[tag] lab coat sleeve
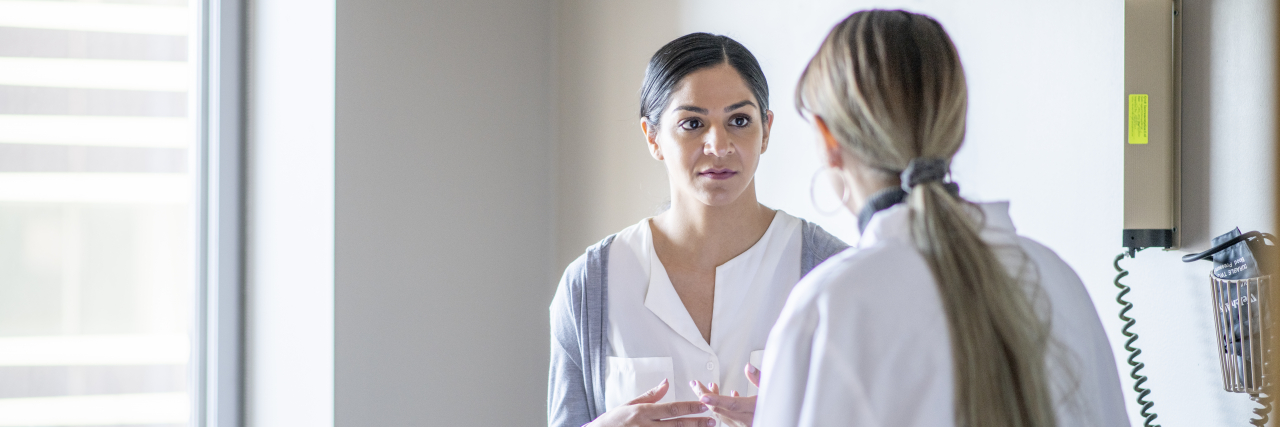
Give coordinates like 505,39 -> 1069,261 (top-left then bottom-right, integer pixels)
754,279 -> 880,427
793,295 -> 882,427
548,256 -> 593,427
753,281 -> 819,427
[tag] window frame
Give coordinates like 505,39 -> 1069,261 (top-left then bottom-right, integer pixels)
194,0 -> 245,425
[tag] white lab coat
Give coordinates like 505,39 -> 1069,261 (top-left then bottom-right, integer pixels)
604,211 -> 802,412
754,202 -> 1129,426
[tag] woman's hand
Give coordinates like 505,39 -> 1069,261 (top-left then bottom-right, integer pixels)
690,363 -> 762,427
588,379 -> 717,427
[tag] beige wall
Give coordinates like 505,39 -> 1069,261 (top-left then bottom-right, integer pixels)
553,0 -> 679,269
334,0 -> 553,425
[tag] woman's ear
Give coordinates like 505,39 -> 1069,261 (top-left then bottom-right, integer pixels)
760,110 -> 775,154
814,116 -> 844,168
641,118 -> 663,160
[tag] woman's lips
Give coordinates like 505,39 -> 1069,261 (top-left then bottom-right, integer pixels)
699,168 -> 738,180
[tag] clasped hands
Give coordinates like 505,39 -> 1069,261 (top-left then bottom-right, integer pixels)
587,363 -> 761,427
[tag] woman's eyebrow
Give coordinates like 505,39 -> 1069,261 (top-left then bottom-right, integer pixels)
673,100 -> 756,114
724,100 -> 756,112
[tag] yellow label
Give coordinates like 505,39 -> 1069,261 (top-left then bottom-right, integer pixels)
1128,94 -> 1148,145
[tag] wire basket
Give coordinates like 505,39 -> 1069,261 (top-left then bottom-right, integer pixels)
1211,274 -> 1271,393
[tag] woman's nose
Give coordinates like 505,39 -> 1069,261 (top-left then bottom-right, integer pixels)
703,126 -> 735,157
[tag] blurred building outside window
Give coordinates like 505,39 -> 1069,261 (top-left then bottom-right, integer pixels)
0,0 -> 196,425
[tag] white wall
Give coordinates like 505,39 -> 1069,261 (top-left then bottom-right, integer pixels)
555,0 -> 1276,425
246,0 -> 335,425
333,0 -> 554,425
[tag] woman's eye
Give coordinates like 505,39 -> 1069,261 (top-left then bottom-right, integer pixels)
679,119 -> 703,131
730,116 -> 751,127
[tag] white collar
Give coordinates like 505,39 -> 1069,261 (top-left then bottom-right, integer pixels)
641,211 -> 795,352
858,201 -> 1019,249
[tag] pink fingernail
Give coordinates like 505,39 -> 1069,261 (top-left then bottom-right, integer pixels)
700,396 -> 712,404
748,363 -> 759,374
689,380 -> 698,388
698,404 -> 708,412
707,419 -> 716,426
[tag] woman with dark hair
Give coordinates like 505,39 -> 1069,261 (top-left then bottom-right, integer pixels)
750,10 -> 1127,426
548,33 -> 847,427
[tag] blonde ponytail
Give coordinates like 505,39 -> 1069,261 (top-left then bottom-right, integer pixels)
798,10 -> 1056,426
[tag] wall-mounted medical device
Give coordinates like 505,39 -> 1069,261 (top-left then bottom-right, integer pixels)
1123,0 -> 1181,256
1120,2 -> 1276,426
1183,230 -> 1278,398
1116,1 -> 1181,426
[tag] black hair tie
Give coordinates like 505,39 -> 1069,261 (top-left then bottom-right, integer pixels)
857,158 -> 961,233
900,158 -> 949,192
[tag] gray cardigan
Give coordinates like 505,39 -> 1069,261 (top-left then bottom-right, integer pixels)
547,220 -> 848,427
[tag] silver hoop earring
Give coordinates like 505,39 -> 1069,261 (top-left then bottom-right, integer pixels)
809,167 -> 851,216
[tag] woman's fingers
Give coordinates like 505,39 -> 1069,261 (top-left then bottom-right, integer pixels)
700,394 -> 757,426
654,416 -> 716,427
698,393 -> 744,412
709,382 -> 720,395
731,391 -> 739,397
688,380 -> 714,396
744,363 -> 761,387
628,379 -> 670,405
645,401 -> 710,420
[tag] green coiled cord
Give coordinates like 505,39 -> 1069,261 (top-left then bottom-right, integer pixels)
1114,252 -> 1160,427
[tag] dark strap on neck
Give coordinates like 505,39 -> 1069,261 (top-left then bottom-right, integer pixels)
856,182 -> 961,233
857,187 -> 907,232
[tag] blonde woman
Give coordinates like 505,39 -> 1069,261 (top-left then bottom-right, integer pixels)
749,10 -> 1128,426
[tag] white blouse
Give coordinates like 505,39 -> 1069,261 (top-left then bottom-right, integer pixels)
604,210 -> 803,414
754,202 -> 1129,426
